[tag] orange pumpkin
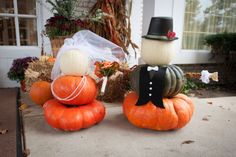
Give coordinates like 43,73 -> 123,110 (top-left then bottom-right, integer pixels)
51,75 -> 97,105
29,81 -> 53,106
43,99 -> 105,131
47,57 -> 56,63
123,92 -> 194,130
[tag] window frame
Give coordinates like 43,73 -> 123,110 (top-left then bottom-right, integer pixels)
181,0 -> 236,51
0,0 -> 42,47
171,0 -> 213,64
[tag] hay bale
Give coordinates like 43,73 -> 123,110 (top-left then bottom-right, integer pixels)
24,60 -> 54,92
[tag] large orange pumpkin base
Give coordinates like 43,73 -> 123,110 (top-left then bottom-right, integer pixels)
123,92 -> 194,131
43,99 -> 105,131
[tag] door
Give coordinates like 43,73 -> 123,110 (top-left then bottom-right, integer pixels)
0,0 -> 41,87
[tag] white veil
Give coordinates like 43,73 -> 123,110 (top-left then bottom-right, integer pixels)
51,30 -> 126,80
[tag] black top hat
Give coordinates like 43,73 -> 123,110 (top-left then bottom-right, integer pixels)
143,17 -> 178,41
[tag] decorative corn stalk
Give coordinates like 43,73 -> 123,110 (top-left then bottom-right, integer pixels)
84,0 -> 138,55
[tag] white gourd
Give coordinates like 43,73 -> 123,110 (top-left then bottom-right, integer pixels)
141,38 -> 176,65
60,49 -> 89,76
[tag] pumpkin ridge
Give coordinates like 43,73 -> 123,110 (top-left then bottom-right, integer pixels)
53,102 -> 66,129
167,67 -> 176,96
172,98 -> 191,128
91,101 -> 105,123
169,65 -> 184,97
50,101 -> 65,129
154,99 -> 175,130
81,106 -> 96,128
174,94 -> 194,117
58,107 -> 70,131
164,99 -> 179,129
163,67 -> 171,96
124,92 -> 138,116
173,66 -> 185,96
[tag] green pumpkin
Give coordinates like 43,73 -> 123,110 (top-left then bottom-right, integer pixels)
130,65 -> 185,97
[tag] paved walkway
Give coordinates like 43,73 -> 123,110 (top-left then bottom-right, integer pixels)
22,93 -> 236,157
0,88 -> 18,157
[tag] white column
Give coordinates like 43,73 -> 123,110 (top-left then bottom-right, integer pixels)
128,0 -> 143,66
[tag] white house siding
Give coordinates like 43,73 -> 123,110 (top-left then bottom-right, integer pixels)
0,47 -> 41,88
1,0 -> 216,87
0,0 -> 42,88
128,0 -> 143,66
0,0 -> 143,87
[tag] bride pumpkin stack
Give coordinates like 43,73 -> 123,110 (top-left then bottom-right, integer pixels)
43,49 -> 105,131
123,17 -> 194,131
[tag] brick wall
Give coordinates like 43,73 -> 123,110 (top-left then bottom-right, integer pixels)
75,0 -> 97,15
176,63 -> 236,85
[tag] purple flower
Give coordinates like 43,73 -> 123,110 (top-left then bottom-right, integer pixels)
75,19 -> 84,27
7,57 -> 38,82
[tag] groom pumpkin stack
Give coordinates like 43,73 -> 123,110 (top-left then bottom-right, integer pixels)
123,17 -> 195,131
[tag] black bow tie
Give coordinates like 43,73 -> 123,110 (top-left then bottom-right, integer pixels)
135,65 -> 166,108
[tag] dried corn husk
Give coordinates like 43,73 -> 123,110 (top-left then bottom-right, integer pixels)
85,0 -> 138,55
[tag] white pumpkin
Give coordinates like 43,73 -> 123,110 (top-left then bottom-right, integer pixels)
141,38 -> 176,65
60,49 -> 89,76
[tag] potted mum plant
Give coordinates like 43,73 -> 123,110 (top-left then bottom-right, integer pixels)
7,57 -> 38,91
45,0 -> 84,57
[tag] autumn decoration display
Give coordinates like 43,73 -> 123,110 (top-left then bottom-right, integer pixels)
42,49 -> 106,131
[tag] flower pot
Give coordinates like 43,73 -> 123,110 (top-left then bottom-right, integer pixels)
20,80 -> 26,92
50,36 -> 70,57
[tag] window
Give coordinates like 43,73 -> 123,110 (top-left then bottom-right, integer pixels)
0,0 -> 38,46
182,0 -> 236,50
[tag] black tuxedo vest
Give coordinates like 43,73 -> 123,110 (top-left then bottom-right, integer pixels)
136,65 -> 167,108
